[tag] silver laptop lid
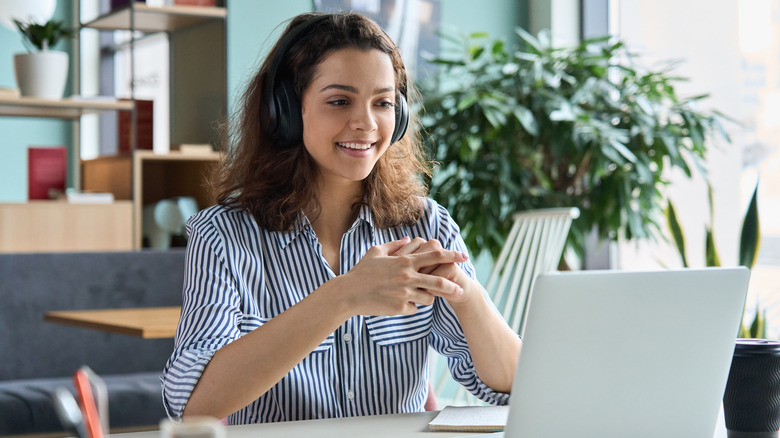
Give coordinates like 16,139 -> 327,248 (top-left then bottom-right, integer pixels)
505,267 -> 750,438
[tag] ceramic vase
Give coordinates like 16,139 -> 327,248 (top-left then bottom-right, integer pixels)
13,50 -> 69,99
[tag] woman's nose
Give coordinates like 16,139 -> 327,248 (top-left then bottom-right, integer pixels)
349,104 -> 378,131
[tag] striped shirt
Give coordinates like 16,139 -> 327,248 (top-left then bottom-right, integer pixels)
161,197 -> 509,424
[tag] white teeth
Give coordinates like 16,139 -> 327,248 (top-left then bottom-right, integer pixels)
338,142 -> 372,150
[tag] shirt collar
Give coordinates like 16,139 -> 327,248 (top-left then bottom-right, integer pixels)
275,212 -> 312,249
354,204 -> 376,232
274,205 -> 377,250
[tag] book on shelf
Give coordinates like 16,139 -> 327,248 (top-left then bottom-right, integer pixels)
172,0 -> 218,5
64,190 -> 115,204
118,99 -> 153,153
114,0 -> 217,7
428,405 -> 509,432
171,143 -> 214,155
111,0 -> 145,9
28,147 -> 67,200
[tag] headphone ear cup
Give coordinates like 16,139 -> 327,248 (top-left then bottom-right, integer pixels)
271,78 -> 303,148
392,94 -> 409,144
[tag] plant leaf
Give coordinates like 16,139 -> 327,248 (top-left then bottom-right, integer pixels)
608,140 -> 638,163
705,227 -> 721,267
666,202 -> 688,267
513,106 -> 538,136
739,181 -> 761,269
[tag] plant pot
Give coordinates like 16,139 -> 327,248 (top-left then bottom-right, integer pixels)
13,50 -> 69,99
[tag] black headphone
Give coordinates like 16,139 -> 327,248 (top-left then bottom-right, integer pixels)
263,14 -> 410,149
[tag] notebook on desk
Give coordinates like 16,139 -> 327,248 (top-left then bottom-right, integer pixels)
457,267 -> 749,438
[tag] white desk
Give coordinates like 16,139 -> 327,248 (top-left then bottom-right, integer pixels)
112,409 -> 730,438
114,411 -> 479,438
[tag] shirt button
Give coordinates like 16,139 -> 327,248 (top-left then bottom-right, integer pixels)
343,333 -> 352,342
347,390 -> 355,400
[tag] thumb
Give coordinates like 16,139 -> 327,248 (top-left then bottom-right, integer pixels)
379,236 -> 411,256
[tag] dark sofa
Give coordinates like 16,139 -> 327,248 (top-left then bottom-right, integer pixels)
0,250 -> 186,435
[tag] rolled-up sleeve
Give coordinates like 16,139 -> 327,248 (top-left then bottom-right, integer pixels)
161,215 -> 244,418
426,200 -> 512,406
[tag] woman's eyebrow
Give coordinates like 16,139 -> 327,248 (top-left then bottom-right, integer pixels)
320,84 -> 395,94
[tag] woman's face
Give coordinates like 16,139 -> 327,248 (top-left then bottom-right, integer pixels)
300,47 -> 397,187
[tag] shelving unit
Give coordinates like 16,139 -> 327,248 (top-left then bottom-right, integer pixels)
0,2 -> 226,253
79,1 -> 227,250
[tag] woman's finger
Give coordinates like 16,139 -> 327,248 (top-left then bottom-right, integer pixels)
406,290 -> 436,307
391,237 -> 425,256
411,271 -> 464,299
409,249 -> 468,271
417,240 -> 444,274
373,236 -> 411,256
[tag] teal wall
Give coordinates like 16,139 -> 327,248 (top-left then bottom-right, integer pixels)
0,1 -> 74,201
226,0 -> 526,114
440,0 -> 526,44
227,0 -> 311,113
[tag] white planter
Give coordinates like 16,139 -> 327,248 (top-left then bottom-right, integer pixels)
13,50 -> 69,99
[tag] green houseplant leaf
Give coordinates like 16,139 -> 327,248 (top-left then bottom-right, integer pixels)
421,29 -> 728,259
668,180 -> 766,338
13,18 -> 73,52
738,307 -> 767,339
665,203 -> 688,268
739,182 -> 761,269
705,227 -> 721,267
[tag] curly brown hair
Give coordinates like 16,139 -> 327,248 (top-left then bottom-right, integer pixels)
212,11 -> 430,231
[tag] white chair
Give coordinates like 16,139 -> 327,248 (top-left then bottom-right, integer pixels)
432,207 -> 580,407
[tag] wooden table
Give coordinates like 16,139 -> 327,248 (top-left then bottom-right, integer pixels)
43,306 -> 180,338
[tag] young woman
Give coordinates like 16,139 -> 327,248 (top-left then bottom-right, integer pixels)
161,11 -> 521,424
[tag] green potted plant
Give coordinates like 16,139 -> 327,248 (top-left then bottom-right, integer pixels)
13,18 -> 73,99
667,181 -> 766,338
421,29 -> 728,262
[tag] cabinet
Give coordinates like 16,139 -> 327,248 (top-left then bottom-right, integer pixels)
83,150 -> 221,248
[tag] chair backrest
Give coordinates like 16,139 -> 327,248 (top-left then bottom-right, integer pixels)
486,207 -> 579,336
432,207 -> 578,406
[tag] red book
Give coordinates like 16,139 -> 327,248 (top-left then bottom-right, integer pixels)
174,0 -> 217,6
28,147 -> 67,200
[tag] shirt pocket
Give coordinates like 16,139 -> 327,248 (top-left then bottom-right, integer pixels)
243,315 -> 335,353
365,305 -> 433,346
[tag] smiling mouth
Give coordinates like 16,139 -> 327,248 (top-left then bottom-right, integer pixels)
338,142 -> 374,150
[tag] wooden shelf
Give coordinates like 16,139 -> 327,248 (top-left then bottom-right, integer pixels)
0,96 -> 133,119
82,4 -> 226,32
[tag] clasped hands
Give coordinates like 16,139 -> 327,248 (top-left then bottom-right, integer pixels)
339,236 -> 476,316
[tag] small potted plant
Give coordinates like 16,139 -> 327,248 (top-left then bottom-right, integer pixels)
13,18 -> 73,99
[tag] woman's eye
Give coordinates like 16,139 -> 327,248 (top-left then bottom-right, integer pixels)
327,99 -> 349,106
377,101 -> 395,109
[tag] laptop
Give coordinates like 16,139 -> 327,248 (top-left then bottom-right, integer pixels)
474,267 -> 749,438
